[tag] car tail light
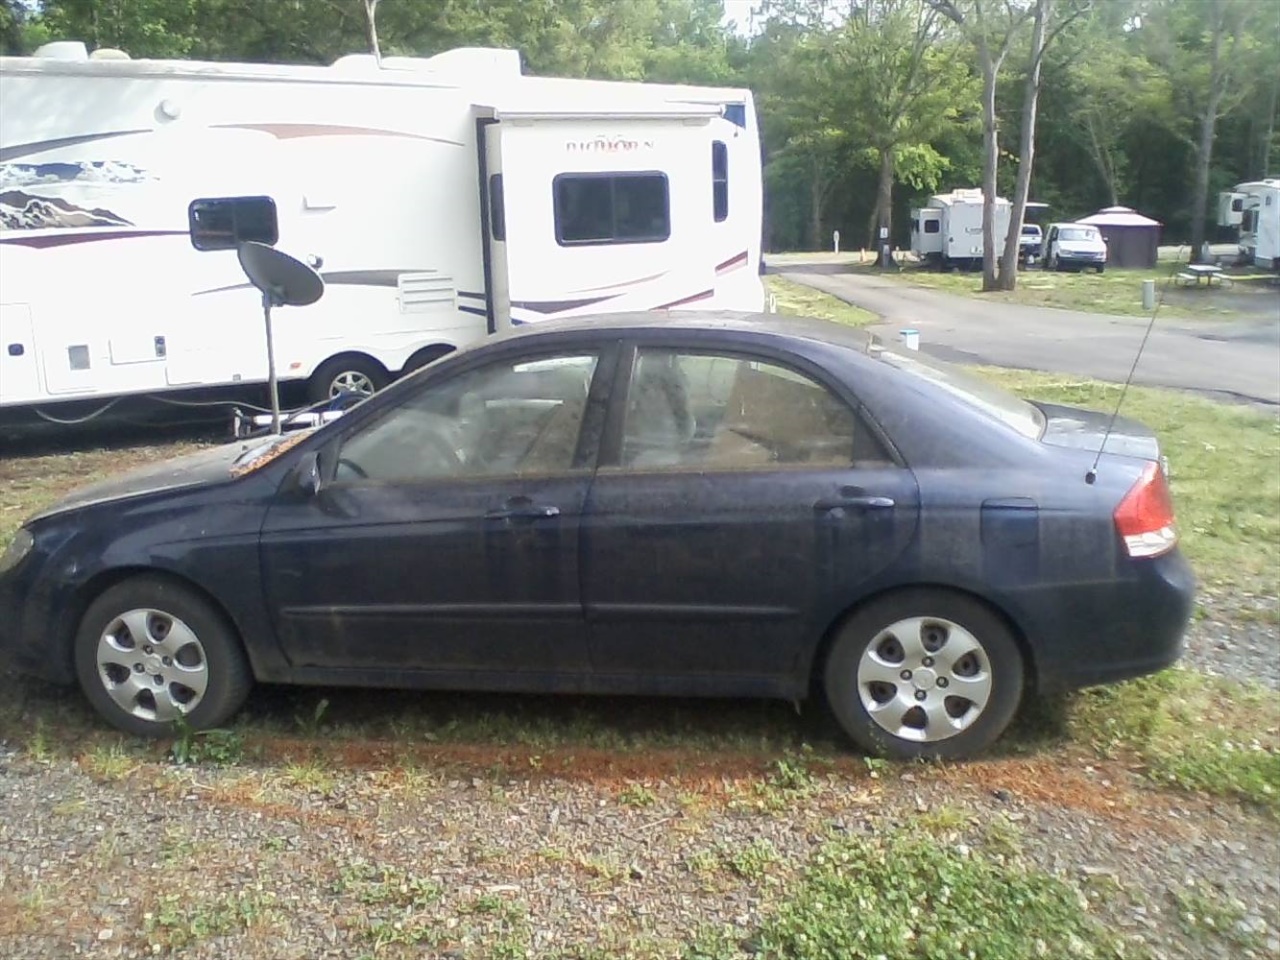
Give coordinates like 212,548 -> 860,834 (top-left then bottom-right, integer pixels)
1114,461 -> 1177,558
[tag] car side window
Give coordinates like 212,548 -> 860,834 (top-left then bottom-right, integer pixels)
335,353 -> 599,483
618,348 -> 891,471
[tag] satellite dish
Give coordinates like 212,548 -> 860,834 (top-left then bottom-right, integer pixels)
237,241 -> 323,307
236,242 -> 325,433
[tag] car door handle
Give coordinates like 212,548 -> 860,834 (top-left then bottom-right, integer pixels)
813,496 -> 895,512
486,499 -> 561,522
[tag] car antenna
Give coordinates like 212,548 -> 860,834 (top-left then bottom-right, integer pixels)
1084,248 -> 1185,485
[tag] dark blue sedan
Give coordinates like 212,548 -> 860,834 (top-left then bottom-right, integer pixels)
0,314 -> 1194,758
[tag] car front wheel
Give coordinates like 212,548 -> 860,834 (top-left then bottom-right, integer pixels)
74,577 -> 253,737
823,590 -> 1024,760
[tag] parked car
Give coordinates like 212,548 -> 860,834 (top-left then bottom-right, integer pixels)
1019,223 -> 1043,264
0,314 -> 1193,759
1043,223 -> 1108,272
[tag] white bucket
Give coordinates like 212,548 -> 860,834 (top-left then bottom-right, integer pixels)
900,328 -> 920,351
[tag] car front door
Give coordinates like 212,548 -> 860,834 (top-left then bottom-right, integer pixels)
581,343 -> 919,687
260,345 -> 613,678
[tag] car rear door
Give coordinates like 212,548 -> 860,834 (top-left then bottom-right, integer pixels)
580,341 -> 919,687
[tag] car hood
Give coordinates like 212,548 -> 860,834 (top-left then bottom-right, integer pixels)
1033,402 -> 1160,462
31,432 -> 308,521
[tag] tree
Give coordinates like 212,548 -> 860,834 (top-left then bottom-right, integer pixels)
930,0 -> 1086,290
1058,4 -> 1173,206
1143,0 -> 1263,262
821,0 -> 974,264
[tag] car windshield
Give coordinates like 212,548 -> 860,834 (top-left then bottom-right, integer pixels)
1060,227 -> 1100,242
873,347 -> 1045,439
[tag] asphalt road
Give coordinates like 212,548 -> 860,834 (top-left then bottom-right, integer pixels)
780,266 -> 1280,407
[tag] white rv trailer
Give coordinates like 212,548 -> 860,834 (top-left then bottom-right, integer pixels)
0,43 -> 764,414
1217,178 -> 1280,271
909,188 -> 1012,270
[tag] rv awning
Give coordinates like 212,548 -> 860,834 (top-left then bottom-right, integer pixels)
482,103 -> 722,122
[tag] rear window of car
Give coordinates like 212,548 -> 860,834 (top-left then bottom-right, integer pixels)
874,349 -> 1045,440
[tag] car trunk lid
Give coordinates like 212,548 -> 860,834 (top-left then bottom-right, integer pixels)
1032,401 -> 1161,463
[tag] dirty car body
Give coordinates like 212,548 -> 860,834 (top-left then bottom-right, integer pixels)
0,313 -> 1194,758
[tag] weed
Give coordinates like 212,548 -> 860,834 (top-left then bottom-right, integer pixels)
1172,883 -> 1261,950
618,782 -> 659,808
337,861 -> 442,909
751,829 -> 1126,959
722,838 -> 779,881
142,891 -> 277,949
294,696 -> 331,735
981,814 -> 1024,859
78,740 -> 139,782
168,721 -> 243,766
1070,668 -> 1280,813
917,804 -> 972,836
281,758 -> 338,796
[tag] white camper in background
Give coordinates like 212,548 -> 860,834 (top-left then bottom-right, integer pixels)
0,43 -> 764,416
1218,178 -> 1280,271
909,188 -> 1012,270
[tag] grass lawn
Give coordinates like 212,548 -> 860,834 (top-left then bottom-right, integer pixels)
768,251 -> 1277,320
894,263 -> 1278,319
765,274 -> 878,326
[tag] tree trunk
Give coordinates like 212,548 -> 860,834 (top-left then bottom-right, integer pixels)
997,0 -> 1050,291
980,57 -> 1000,291
1261,63 -> 1278,178
809,160 -> 825,251
364,0 -> 382,66
1189,0 -> 1227,264
875,146 -> 895,267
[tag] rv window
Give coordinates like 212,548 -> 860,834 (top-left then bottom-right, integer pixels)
924,219 -> 940,234
1232,197 -> 1244,212
554,173 -> 670,246
489,174 -> 506,242
712,141 -> 728,222
188,196 -> 278,251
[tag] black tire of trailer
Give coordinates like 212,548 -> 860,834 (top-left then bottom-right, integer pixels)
306,354 -> 390,403
401,344 -> 456,377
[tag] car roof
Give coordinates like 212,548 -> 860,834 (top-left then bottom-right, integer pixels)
486,310 -> 878,351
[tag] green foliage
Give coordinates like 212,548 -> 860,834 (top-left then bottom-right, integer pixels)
1070,668 -> 1280,814
168,721 -> 244,766
751,830 -> 1125,959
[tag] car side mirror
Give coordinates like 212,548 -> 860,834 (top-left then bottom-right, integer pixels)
296,451 -> 323,497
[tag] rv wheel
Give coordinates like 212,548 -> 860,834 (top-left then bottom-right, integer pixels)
308,355 -> 389,403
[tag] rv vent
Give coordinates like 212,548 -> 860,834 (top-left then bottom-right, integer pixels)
398,273 -> 456,313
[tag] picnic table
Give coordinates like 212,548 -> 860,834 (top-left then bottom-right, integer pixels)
1175,263 -> 1232,288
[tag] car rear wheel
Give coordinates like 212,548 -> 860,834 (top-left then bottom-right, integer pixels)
823,590 -> 1024,760
74,577 -> 253,737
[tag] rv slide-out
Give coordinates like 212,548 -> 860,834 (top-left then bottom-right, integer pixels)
0,43 -> 764,413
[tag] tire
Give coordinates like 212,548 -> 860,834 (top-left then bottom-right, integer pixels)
401,344 -> 454,376
307,354 -> 389,404
1096,265 -> 1105,274
822,589 -> 1024,760
74,577 -> 253,737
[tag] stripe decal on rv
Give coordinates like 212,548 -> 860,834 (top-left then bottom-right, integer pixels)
0,229 -> 188,248
0,130 -> 152,162
653,289 -> 714,310
212,123 -> 465,147
509,294 -> 617,314
715,250 -> 749,274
